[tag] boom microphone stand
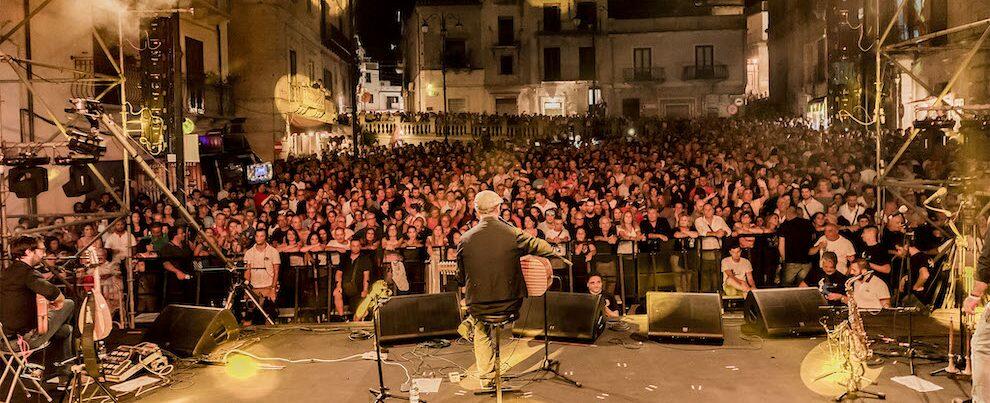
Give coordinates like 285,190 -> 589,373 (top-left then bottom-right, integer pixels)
509,267 -> 582,388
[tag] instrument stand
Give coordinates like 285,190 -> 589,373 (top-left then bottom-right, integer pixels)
65,361 -> 118,403
223,279 -> 275,326
508,278 -> 581,388
368,297 -> 408,402
835,389 -> 886,402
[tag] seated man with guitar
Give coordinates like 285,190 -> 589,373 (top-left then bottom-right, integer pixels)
456,191 -> 558,389
0,236 -> 76,383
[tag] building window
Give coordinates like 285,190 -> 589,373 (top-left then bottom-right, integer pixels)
497,17 -> 514,45
543,47 -> 561,81
387,96 -> 399,109
289,49 -> 297,83
444,38 -> 468,69
323,68 -> 333,94
448,98 -> 466,113
184,37 -> 205,113
622,98 -> 641,119
579,47 -> 595,80
695,45 -> 714,76
365,72 -> 372,83
543,4 -> 561,32
633,47 -> 651,80
500,55 -> 514,75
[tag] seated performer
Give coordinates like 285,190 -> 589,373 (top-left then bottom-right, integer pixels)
846,258 -> 890,310
799,252 -> 850,306
587,273 -> 621,318
0,236 -> 75,385
456,190 -> 558,389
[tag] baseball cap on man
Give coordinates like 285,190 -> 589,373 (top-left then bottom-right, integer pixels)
474,190 -> 503,214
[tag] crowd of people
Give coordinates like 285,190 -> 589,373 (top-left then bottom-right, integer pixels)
12,115 -> 975,325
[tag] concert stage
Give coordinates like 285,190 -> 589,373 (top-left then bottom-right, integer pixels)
119,312 -> 972,403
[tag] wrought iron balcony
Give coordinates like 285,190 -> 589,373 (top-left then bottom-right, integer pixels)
623,67 -> 665,82
682,65 -> 729,80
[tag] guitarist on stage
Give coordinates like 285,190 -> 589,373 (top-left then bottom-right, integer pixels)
0,236 -> 75,383
456,190 -> 557,389
963,227 -> 989,402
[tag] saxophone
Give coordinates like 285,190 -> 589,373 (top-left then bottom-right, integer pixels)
844,272 -> 873,362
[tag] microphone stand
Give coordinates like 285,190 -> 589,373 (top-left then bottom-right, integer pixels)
508,262 -> 581,388
369,295 -> 408,402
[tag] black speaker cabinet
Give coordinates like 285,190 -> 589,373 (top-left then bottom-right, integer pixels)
512,292 -> 605,343
745,288 -> 826,337
646,292 -> 724,344
144,305 -> 240,357
378,292 -> 462,344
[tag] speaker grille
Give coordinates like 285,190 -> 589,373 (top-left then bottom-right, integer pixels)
745,288 -> 826,336
378,293 -> 461,344
512,292 -> 605,342
646,292 -> 723,343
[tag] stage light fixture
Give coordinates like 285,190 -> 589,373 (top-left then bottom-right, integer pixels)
67,128 -> 107,157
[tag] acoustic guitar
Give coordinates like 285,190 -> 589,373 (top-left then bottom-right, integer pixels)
78,247 -> 113,340
36,294 -> 49,334
521,255 -> 554,297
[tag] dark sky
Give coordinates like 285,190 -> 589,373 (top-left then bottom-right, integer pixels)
355,0 -> 414,64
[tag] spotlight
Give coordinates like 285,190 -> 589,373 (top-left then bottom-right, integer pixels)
67,128 -> 107,157
627,127 -> 636,136
4,152 -> 50,199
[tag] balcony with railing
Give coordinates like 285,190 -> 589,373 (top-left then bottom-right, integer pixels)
682,64 -> 729,80
623,67 -> 665,83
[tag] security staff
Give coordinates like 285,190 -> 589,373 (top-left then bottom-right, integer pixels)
456,190 -> 557,389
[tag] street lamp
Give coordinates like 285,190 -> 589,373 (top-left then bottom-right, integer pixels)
420,13 -> 463,116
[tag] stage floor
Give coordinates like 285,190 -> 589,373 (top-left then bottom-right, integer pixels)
116,312 -> 974,403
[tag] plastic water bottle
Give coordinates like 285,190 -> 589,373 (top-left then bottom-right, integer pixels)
409,386 -> 420,403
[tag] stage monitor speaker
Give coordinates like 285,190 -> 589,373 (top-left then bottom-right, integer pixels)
62,165 -> 96,197
378,292 -> 461,344
745,288 -> 826,337
144,305 -> 240,357
646,292 -> 723,344
512,291 -> 605,343
8,166 -> 48,198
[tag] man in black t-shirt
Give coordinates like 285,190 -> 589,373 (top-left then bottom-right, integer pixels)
159,226 -> 197,305
333,239 -> 374,316
892,243 -> 937,305
587,273 -> 621,317
800,252 -> 849,306
639,207 -> 672,254
777,207 -> 816,285
858,226 -> 893,288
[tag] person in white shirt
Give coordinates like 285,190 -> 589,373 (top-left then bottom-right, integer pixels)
809,223 -> 857,275
847,258 -> 890,310
533,192 -> 557,215
722,243 -> 756,298
837,191 -> 866,228
102,220 -> 136,264
797,185 -> 825,219
694,203 -> 731,292
243,229 -> 281,302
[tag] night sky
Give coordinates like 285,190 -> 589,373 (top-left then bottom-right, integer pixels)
355,0 -> 414,64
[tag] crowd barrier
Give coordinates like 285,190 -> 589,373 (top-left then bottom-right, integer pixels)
125,233 -> 781,319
